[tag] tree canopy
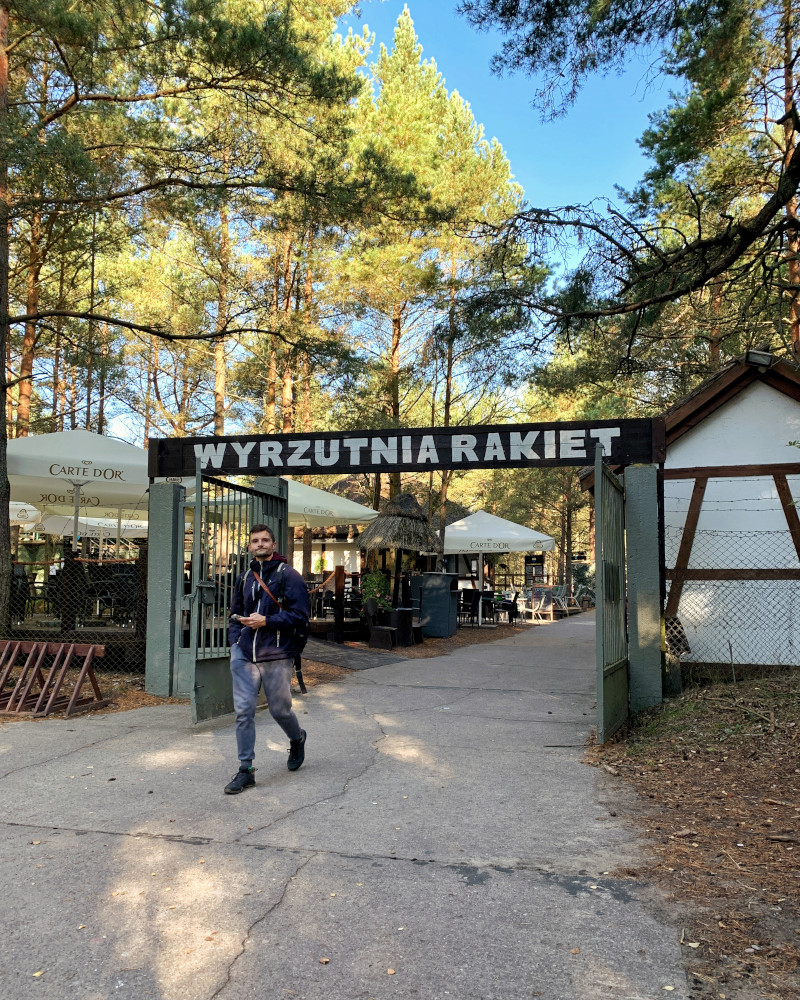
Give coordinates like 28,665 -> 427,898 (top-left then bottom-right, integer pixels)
459,0 -> 800,362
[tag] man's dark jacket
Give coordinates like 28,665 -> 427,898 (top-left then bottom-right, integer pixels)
229,554 -> 310,662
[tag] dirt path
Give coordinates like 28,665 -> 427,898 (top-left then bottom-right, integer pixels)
589,673 -> 800,1000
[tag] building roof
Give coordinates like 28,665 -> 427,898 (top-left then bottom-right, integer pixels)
578,351 -> 800,491
661,353 -> 800,449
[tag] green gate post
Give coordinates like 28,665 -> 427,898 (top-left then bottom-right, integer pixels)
145,481 -> 185,696
625,464 -> 663,711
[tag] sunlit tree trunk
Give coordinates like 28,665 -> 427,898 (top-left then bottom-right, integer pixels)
0,3 -> 11,630
783,1 -> 800,357
143,335 -> 155,444
97,324 -> 108,434
15,212 -> 42,436
437,267 -> 457,563
388,302 -> 404,498
266,340 -> 277,433
709,278 -> 723,369
300,249 -> 314,578
214,196 -> 230,435
51,258 -> 67,430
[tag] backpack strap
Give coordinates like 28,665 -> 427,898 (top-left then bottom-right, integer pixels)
252,569 -> 282,607
254,564 -> 306,693
252,563 -> 290,610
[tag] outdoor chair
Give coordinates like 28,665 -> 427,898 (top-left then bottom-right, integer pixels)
531,593 -> 547,623
364,598 -> 397,650
481,590 -> 496,623
457,591 -> 470,626
409,591 -> 424,644
498,594 -> 518,624
552,585 -> 578,615
10,567 -> 30,625
110,578 -> 137,627
457,590 -> 481,628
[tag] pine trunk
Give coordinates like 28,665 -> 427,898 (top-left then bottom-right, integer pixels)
15,212 -> 41,435
97,323 -> 107,434
0,3 -> 11,631
783,4 -> 800,357
389,302 -> 403,498
214,198 -> 230,435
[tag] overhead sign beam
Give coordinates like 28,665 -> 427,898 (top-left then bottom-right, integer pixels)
149,419 -> 663,479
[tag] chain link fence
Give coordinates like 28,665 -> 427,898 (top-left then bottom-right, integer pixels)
664,526 -> 800,672
6,549 -> 148,675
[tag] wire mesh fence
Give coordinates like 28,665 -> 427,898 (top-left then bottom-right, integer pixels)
664,526 -> 800,670
6,550 -> 147,675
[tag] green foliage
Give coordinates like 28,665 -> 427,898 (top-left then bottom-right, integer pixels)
360,570 -> 392,611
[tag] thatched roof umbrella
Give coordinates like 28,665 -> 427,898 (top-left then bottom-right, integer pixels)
358,493 -> 439,606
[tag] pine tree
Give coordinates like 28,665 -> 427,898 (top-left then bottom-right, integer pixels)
0,0 -> 367,628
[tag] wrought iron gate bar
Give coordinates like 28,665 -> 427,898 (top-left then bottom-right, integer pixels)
595,445 -> 629,743
177,474 -> 285,664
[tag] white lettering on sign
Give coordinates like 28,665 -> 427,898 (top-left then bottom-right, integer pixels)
509,431 -> 540,460
372,437 -> 397,464
259,442 -> 283,466
287,440 -> 312,467
345,438 -> 369,465
559,430 -> 586,459
194,443 -> 226,469
171,420 -> 644,476
417,436 -> 439,464
315,440 -> 339,466
589,427 -> 622,454
483,433 -> 506,462
232,442 -> 256,468
452,434 -> 478,463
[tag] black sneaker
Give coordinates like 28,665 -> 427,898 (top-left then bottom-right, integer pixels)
287,730 -> 306,771
224,767 -> 255,794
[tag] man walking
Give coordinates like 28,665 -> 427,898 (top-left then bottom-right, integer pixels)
224,524 -> 311,794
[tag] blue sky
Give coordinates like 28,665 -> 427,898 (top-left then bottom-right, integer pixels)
339,1 -> 670,207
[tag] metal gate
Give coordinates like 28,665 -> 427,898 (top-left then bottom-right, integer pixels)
594,444 -> 628,742
175,473 -> 287,720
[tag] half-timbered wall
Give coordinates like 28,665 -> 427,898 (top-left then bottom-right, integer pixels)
664,382 -> 800,667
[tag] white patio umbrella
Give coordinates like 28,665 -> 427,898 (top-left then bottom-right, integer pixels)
287,480 -> 378,528
36,514 -> 149,561
37,514 -> 149,539
442,510 -> 556,625
7,429 -> 187,550
9,501 -> 40,526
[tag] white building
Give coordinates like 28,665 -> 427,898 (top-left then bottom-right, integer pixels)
662,353 -> 800,668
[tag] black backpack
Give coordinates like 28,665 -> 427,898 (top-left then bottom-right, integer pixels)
274,563 -> 309,654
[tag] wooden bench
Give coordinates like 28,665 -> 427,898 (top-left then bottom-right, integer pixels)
0,641 -> 109,717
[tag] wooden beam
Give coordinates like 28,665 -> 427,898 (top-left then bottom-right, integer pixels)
664,463 -> 800,480
664,477 -> 707,617
666,568 -> 800,580
774,472 -> 800,562
764,367 -> 800,405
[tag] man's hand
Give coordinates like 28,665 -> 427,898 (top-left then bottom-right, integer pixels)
239,613 -> 266,628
